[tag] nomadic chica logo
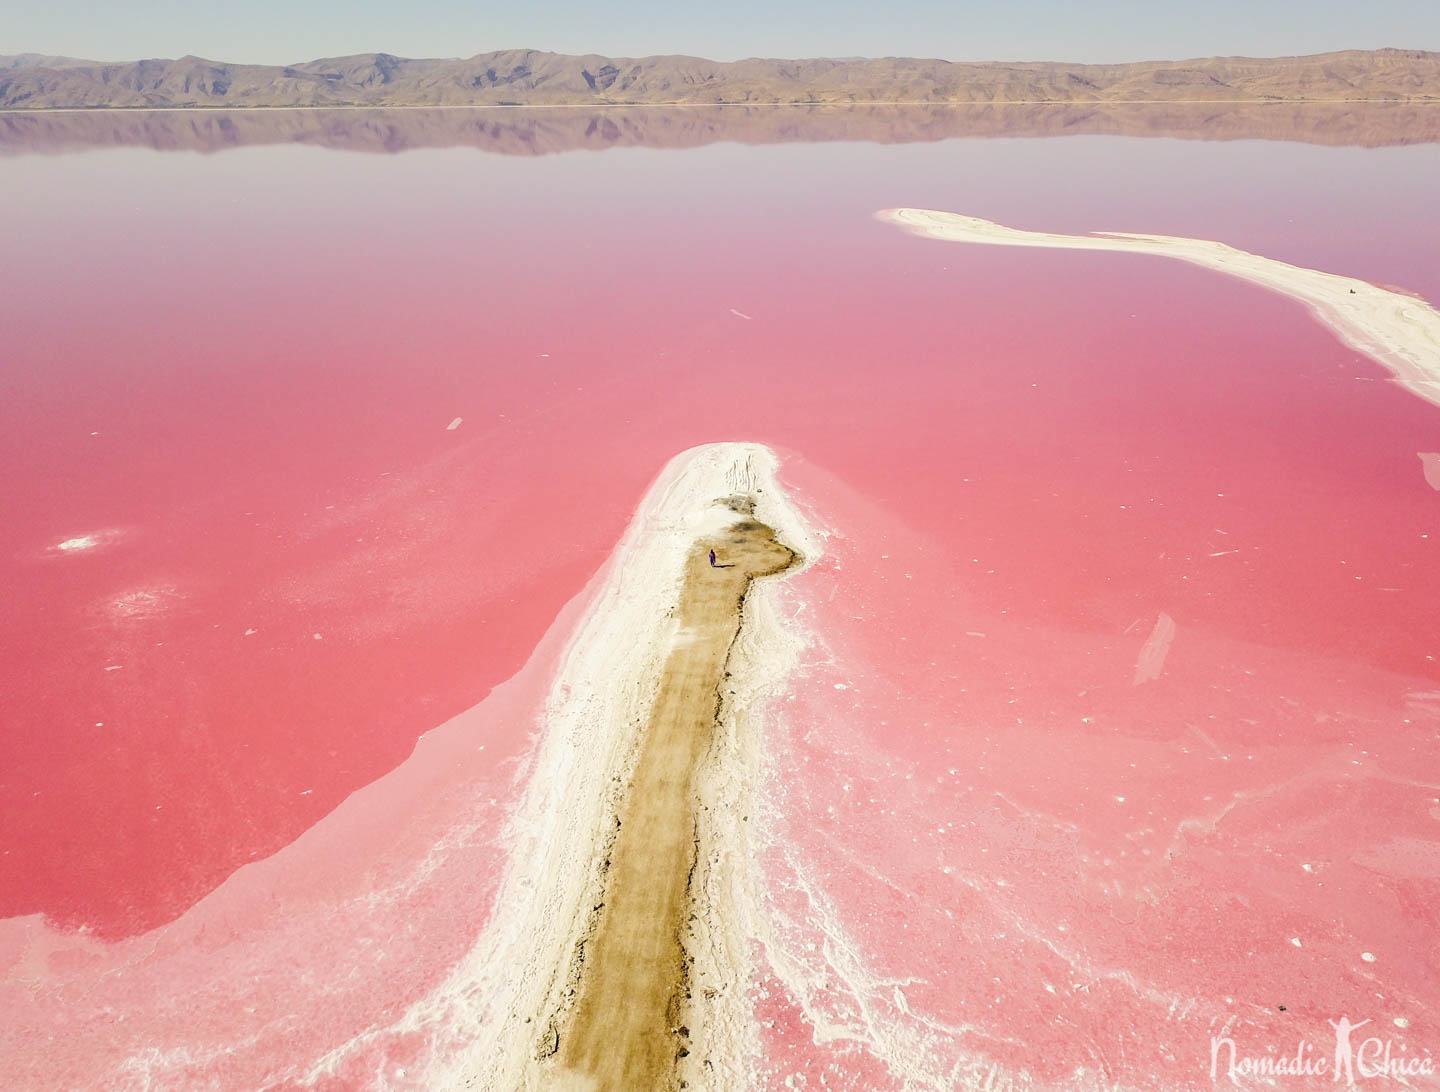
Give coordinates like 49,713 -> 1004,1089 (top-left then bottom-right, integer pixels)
1211,1018 -> 1433,1084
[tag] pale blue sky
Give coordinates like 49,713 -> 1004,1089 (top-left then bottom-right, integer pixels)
7,0 -> 1439,66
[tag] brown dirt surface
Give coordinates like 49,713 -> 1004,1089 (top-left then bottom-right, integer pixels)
547,518 -> 797,1091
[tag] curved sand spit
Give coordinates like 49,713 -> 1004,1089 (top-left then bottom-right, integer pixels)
332,443 -> 820,1091
879,207 -> 1440,411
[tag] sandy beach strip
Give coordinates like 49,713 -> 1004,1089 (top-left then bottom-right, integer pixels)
878,208 -> 1440,410
376,443 -> 819,1091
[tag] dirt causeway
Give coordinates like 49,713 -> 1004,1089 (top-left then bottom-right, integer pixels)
548,516 -> 797,1090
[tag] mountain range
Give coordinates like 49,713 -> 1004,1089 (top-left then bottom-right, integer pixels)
2,48 -> 1439,109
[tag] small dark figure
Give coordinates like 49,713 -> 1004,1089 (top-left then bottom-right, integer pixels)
709,549 -> 717,567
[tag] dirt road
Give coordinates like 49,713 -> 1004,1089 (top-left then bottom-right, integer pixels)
548,516 -> 797,1090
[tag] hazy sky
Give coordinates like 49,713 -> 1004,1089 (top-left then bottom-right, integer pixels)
8,0 -> 1439,66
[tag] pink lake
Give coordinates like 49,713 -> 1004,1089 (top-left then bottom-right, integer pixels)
1,107 -> 1438,1088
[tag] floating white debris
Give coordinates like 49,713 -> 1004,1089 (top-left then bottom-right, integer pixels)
1362,951 -> 1377,962
446,417 -> 463,431
56,535 -> 100,552
730,308 -> 752,320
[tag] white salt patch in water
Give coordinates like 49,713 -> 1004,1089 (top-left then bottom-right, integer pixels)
52,528 -> 128,560
1133,612 -> 1177,685
446,417 -> 463,431
1419,452 -> 1440,490
730,308 -> 752,320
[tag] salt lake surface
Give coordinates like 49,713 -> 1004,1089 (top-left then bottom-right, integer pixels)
2,105 -> 1439,1088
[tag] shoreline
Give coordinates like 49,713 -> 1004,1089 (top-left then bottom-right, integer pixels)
10,102 -> 1440,161
878,208 -> 1440,411
6,98 -> 1440,115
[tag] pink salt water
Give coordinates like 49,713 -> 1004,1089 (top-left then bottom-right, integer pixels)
2,114 -> 1438,1088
